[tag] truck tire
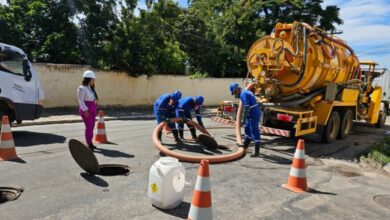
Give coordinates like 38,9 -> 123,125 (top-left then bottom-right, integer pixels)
338,110 -> 353,140
322,111 -> 340,143
385,103 -> 390,116
375,111 -> 386,128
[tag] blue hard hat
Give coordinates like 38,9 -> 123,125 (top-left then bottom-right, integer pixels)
171,90 -> 182,102
195,96 -> 204,105
229,83 -> 240,95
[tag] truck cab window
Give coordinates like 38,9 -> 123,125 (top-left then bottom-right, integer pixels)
0,49 -> 24,76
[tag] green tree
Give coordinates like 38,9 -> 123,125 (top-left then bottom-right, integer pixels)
104,0 -> 187,75
0,0 -> 82,63
186,0 -> 343,77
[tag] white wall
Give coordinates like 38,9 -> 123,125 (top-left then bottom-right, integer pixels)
33,63 -> 241,108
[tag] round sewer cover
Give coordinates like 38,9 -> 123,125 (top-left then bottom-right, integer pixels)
198,134 -> 218,149
69,139 -> 99,175
0,187 -> 24,204
373,195 -> 390,209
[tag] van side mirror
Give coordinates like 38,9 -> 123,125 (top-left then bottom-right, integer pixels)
22,59 -> 32,81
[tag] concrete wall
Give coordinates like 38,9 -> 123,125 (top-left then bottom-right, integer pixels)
33,63 -> 240,108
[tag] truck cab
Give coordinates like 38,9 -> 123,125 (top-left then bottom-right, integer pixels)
0,43 -> 44,125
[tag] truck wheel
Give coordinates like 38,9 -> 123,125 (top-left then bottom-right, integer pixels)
375,111 -> 386,128
338,110 -> 353,139
322,111 -> 340,143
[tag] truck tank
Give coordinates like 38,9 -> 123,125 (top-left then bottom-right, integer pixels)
247,22 -> 361,102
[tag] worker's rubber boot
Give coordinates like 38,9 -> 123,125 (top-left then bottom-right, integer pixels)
190,128 -> 197,140
158,131 -> 162,142
172,130 -> 181,143
251,143 -> 260,157
179,129 -> 184,140
237,139 -> 251,149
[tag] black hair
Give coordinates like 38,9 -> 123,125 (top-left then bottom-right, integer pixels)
82,77 -> 99,100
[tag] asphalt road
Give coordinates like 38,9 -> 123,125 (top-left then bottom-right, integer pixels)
1,117 -> 390,219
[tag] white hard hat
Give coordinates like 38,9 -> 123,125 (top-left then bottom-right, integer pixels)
83,70 -> 96,79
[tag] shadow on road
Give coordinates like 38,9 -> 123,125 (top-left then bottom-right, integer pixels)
259,154 -> 292,165
80,173 -> 109,187
165,141 -> 234,155
5,157 -> 27,164
154,201 -> 191,219
94,148 -> 135,158
309,188 -> 337,195
97,142 -> 118,145
13,131 -> 66,147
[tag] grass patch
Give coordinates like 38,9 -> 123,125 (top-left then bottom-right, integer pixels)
366,136 -> 390,166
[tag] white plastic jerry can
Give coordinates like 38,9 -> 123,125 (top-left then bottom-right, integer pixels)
148,157 -> 186,209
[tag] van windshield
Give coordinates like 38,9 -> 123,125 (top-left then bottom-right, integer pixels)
0,48 -> 24,76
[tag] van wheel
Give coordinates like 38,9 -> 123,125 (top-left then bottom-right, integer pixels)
338,110 -> 353,139
375,111 -> 386,128
322,111 -> 340,143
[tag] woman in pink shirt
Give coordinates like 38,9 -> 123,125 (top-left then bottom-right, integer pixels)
77,70 -> 99,150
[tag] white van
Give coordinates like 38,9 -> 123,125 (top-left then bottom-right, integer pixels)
373,69 -> 390,115
0,43 -> 45,125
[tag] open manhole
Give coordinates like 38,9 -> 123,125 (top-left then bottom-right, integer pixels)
98,164 -> 132,176
69,139 -> 132,176
198,134 -> 218,149
373,195 -> 390,209
0,187 -> 24,204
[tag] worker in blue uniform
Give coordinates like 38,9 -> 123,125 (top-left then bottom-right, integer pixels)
229,83 -> 261,157
176,96 -> 205,140
154,91 -> 182,142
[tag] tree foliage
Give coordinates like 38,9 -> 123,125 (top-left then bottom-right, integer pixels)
0,0 -> 342,77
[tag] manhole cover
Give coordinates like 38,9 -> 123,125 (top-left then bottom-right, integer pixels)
98,164 -> 132,176
69,139 -> 99,174
198,134 -> 218,149
0,187 -> 24,204
373,195 -> 390,209
69,139 -> 133,176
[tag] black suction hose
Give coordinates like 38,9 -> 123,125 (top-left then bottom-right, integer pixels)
261,88 -> 324,107
281,26 -> 308,88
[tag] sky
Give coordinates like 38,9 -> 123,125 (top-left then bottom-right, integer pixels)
322,0 -> 390,69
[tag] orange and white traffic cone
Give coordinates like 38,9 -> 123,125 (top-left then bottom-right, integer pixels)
93,111 -> 108,144
0,115 -> 19,160
282,139 -> 308,193
188,159 -> 212,220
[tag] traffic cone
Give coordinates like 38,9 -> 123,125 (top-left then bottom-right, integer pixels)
188,159 -> 212,220
93,111 -> 108,144
282,139 -> 308,193
0,115 -> 19,160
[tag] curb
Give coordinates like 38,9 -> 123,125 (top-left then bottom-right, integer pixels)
13,113 -> 217,127
13,115 -> 156,127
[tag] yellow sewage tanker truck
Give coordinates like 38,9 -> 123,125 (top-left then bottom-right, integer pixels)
243,21 -> 386,143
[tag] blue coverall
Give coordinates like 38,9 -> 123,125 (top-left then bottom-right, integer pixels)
176,96 -> 204,133
153,93 -> 177,131
240,89 -> 261,146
